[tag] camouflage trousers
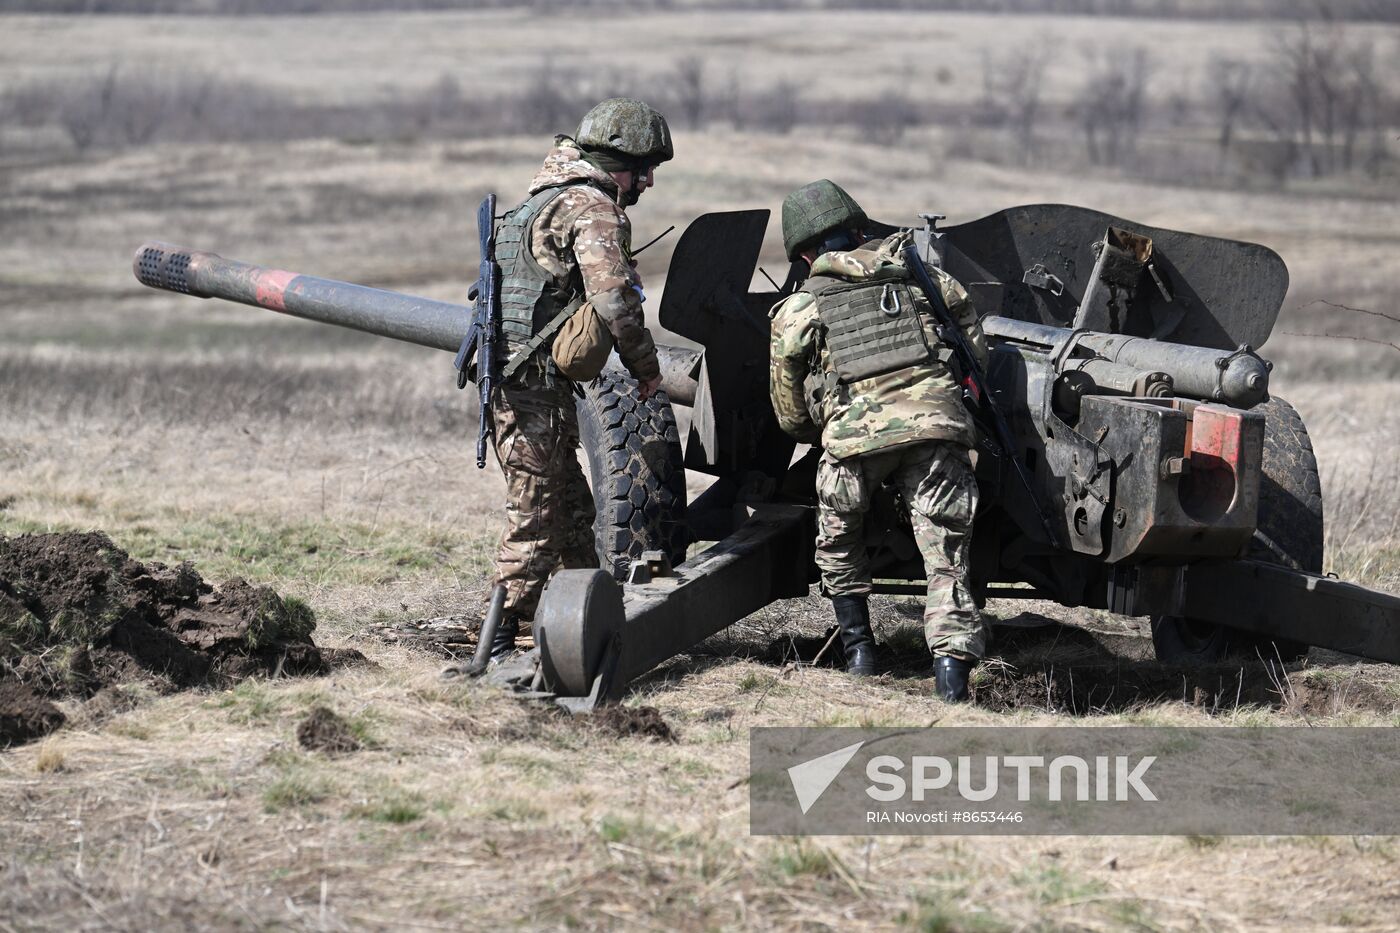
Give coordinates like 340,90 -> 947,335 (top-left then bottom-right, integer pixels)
814,440 -> 987,661
490,368 -> 598,629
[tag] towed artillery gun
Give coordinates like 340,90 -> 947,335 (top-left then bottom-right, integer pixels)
133,204 -> 1400,708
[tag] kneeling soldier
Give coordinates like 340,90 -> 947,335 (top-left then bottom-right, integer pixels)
768,180 -> 990,700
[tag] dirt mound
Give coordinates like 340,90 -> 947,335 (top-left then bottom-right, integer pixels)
1289,675 -> 1400,717
0,681 -> 64,748
296,706 -> 362,754
589,705 -> 677,742
0,531 -> 363,747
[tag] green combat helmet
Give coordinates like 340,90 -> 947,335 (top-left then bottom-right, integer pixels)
576,98 -> 674,165
782,179 -> 869,260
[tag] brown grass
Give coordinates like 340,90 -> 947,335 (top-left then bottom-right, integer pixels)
32,741 -> 66,774
3,629 -> 1400,930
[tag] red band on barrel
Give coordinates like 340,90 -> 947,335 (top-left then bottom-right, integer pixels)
254,269 -> 297,312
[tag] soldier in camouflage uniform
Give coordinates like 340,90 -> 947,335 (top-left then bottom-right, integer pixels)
768,180 -> 989,700
487,98 -> 672,659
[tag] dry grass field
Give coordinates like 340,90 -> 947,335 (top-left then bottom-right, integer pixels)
3,8 -> 1400,932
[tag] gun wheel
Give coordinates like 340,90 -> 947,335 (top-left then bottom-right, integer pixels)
576,371 -> 688,581
535,569 -> 625,697
1152,397 -> 1319,664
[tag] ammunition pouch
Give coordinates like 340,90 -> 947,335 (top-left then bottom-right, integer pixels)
551,299 -> 614,383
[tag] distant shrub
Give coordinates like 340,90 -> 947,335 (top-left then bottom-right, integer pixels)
6,67 -> 297,151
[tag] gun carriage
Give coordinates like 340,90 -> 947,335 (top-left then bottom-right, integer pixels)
133,202 -> 1400,708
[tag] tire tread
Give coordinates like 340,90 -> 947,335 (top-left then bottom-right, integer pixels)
576,373 -> 688,579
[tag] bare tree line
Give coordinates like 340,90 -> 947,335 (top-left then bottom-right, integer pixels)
4,25 -> 1393,187
1249,25 -> 1391,178
973,24 -> 1393,182
0,59 -> 810,152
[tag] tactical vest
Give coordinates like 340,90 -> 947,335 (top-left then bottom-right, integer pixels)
805,271 -> 934,384
495,184 -> 585,365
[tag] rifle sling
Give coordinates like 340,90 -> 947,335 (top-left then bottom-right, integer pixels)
501,299 -> 584,382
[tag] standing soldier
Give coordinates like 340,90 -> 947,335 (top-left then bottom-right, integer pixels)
487,99 -> 672,659
768,180 -> 990,701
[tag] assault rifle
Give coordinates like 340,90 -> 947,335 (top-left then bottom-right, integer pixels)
454,194 -> 500,469
900,240 -> 1059,546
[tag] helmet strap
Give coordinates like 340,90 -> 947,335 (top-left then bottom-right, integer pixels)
618,161 -> 650,207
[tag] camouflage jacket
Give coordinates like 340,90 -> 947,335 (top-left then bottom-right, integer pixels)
768,231 -> 988,460
524,136 -> 659,382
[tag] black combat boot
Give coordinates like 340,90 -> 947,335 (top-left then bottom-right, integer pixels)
933,655 -> 975,702
832,595 -> 877,677
489,614 -> 521,661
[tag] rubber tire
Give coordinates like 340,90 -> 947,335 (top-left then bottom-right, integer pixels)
1151,397 -> 1322,664
576,371 -> 688,580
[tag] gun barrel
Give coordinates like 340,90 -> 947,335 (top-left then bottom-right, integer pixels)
983,315 -> 1270,408
132,241 -> 701,405
134,240 -> 471,353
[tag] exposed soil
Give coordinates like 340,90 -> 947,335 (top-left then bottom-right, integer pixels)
973,662 -> 1273,714
296,706 -> 362,755
0,681 -> 64,748
1289,676 -> 1400,717
969,660 -> 1400,715
589,705 -> 677,742
0,531 -> 364,747
750,612 -> 1400,717
965,621 -> 1400,716
480,701 -> 678,743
